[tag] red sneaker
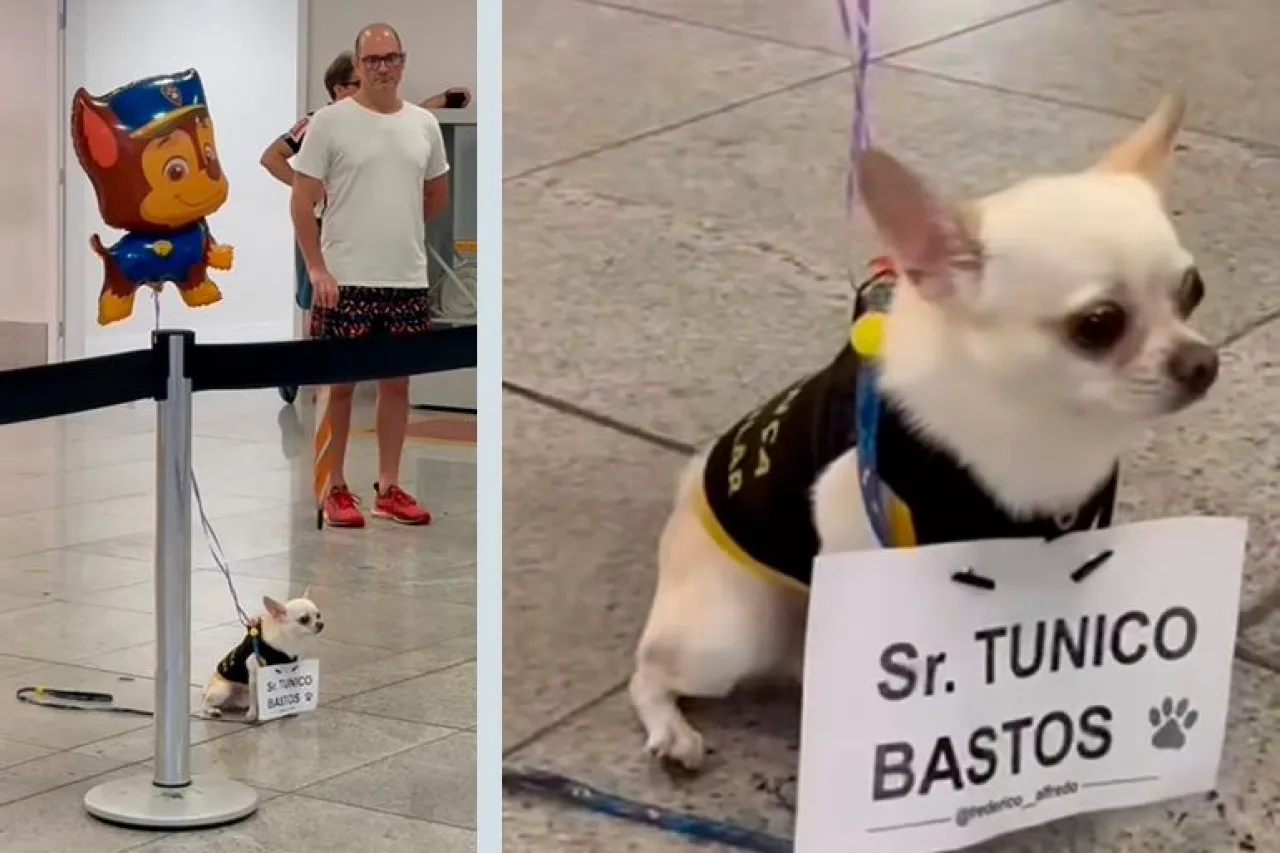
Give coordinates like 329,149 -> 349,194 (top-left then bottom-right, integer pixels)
372,483 -> 432,526
322,485 -> 365,528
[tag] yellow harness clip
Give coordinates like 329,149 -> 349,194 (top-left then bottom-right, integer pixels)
851,312 -> 886,358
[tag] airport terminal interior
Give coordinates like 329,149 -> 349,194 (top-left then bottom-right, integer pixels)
0,0 -> 480,848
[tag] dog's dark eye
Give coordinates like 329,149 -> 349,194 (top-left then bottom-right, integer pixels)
299,615 -> 310,626
1176,268 -> 1205,318
1066,301 -> 1129,354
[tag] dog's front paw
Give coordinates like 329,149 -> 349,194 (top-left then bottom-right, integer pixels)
644,719 -> 706,771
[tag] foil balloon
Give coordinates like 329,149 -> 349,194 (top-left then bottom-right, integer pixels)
70,69 -> 233,326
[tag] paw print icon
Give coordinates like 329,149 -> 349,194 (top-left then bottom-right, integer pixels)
1149,697 -> 1199,751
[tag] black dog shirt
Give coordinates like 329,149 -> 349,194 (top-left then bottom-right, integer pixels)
215,621 -> 298,685
695,259 -> 1118,589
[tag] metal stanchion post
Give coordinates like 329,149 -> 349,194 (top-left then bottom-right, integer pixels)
84,330 -> 259,829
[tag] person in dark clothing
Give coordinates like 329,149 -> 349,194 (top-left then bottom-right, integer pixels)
261,52 -> 361,405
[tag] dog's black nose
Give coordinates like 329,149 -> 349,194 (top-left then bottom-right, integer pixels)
1167,341 -> 1219,397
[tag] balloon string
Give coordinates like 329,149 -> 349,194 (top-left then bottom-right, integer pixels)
837,0 -> 872,210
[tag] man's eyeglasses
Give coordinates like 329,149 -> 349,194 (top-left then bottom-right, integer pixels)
360,52 -> 405,70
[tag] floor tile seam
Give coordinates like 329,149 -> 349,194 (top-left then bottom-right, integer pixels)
274,727 -> 462,795
1214,306 -> 1280,351
507,49 -> 1280,194
36,598 -> 234,631
2,538 -> 159,567
879,61 -> 1280,158
7,649 -> 224,684
59,718 -> 452,805
1238,582 -> 1280,632
0,757 -> 135,815
502,306 -> 1280,517
503,0 -> 1078,184
0,738 -> 138,782
1234,639 -> 1280,675
60,720 -> 243,764
0,489 -> 151,519
0,650 -> 97,675
323,703 -> 475,732
571,0 -> 1072,66
4,541 -> 153,569
45,715 -> 447,810
196,576 -> 478,601
279,790 -> 480,833
570,0 -> 847,58
503,64 -> 850,184
0,598 -> 85,623
108,789 -> 292,853
59,629 -> 427,686
502,381 -> 697,458
13,501 -> 304,566
0,448 -> 283,479
510,178 -> 851,297
188,549 -> 479,578
324,659 -> 478,707
503,678 -> 629,758
97,568 -> 479,605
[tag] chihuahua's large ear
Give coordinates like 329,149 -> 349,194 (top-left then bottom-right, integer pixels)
1093,93 -> 1185,186
856,148 -> 983,302
263,596 -> 288,620
300,586 -> 314,603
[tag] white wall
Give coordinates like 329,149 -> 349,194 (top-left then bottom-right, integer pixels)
305,0 -> 476,112
62,0 -> 301,357
0,1 -> 60,330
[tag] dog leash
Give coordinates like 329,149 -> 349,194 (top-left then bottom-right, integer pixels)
15,472 -> 263,725
503,767 -> 794,853
838,0 -> 872,209
15,687 -> 154,717
14,685 -> 251,722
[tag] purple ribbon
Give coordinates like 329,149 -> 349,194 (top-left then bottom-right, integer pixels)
837,0 -> 871,209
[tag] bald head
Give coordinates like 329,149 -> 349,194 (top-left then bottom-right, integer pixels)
353,22 -> 406,103
354,23 -> 402,56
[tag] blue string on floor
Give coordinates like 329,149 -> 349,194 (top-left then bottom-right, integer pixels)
502,766 -> 794,853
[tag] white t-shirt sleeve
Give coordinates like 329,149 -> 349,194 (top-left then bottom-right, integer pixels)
292,107 -> 332,182
424,113 -> 450,181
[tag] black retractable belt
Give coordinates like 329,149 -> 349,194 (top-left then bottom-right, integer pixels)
0,326 -> 477,427
188,327 -> 477,392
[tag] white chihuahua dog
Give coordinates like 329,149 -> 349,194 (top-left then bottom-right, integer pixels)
630,95 -> 1218,770
202,593 -> 324,721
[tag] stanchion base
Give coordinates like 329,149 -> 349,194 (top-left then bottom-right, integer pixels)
84,775 -> 259,829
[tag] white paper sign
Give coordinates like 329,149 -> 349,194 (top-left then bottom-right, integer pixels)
255,659 -> 320,723
797,517 -> 1247,853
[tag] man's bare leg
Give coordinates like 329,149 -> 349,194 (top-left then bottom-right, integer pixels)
325,383 -> 357,487
375,377 -> 410,487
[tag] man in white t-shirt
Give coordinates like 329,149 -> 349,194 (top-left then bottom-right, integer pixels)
291,22 -> 450,529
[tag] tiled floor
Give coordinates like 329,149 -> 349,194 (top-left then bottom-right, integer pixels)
0,389 -> 476,852
503,0 -> 1280,850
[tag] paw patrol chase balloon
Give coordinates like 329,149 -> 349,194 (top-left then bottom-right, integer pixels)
70,69 -> 233,326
